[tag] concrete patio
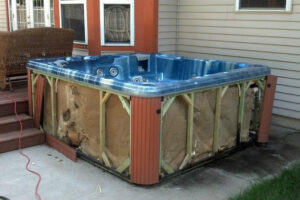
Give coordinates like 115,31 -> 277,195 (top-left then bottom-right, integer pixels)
0,125 -> 299,200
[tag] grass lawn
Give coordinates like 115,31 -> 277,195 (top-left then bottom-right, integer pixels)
229,162 -> 300,200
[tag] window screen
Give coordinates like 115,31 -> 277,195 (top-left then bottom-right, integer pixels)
104,4 -> 131,44
61,4 -> 85,42
240,0 -> 286,9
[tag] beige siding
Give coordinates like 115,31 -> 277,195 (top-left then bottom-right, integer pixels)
72,48 -> 89,56
158,0 -> 178,54
175,0 -> 300,127
0,0 -> 8,31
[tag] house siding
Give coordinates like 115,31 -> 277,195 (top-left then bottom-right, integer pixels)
72,48 -> 89,56
158,0 -> 178,54
175,0 -> 300,129
0,0 -> 7,31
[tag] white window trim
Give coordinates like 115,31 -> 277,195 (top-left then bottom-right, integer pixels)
100,0 -> 135,46
235,0 -> 292,12
59,0 -> 88,44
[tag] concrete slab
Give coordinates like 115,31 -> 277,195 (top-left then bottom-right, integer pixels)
0,125 -> 299,200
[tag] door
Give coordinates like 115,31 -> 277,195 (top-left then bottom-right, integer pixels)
10,0 -> 54,31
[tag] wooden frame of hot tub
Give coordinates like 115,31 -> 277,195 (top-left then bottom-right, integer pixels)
28,68 -> 277,185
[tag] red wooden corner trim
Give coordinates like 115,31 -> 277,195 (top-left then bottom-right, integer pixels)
258,75 -> 278,143
34,76 -> 45,128
27,69 -> 33,117
5,0 -> 10,31
131,97 -> 161,185
46,133 -> 77,162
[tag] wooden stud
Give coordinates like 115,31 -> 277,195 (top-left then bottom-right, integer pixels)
101,92 -> 111,104
45,75 -> 52,86
246,81 -> 254,91
186,93 -> 194,162
118,95 -> 131,115
32,75 -> 39,86
257,79 -> 266,130
182,94 -> 192,105
102,92 -> 111,103
116,158 -> 130,173
99,91 -> 112,163
238,82 -> 246,143
256,79 -> 265,91
251,79 -> 266,132
50,77 -> 57,136
102,152 -> 112,168
160,96 -> 175,173
213,87 -> 222,153
162,97 -> 175,117
116,95 -> 131,173
99,91 -> 105,162
175,92 -> 195,170
161,159 -> 174,174
179,155 -> 189,170
221,85 -> 229,98
253,89 -> 260,131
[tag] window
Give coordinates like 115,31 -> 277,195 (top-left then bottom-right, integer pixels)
50,0 -> 54,27
236,0 -> 292,11
60,0 -> 87,44
9,0 -> 54,31
100,0 -> 134,46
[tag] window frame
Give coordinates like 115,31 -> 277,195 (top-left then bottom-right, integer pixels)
100,0 -> 135,46
235,0 -> 292,12
59,0 -> 88,44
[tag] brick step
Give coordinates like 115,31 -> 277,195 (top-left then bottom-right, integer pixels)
0,114 -> 33,134
0,98 -> 28,117
0,128 -> 45,153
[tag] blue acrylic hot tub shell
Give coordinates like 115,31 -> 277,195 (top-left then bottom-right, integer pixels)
27,54 -> 270,97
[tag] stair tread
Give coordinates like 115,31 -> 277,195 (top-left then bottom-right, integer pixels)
0,128 -> 43,143
0,114 -> 32,125
0,97 -> 28,105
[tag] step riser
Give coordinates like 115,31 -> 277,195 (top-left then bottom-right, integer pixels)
0,119 -> 33,134
0,134 -> 45,153
0,102 -> 28,117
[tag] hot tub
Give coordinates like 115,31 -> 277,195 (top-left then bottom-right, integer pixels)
27,53 -> 272,185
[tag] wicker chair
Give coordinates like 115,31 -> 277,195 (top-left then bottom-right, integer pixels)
0,27 -> 74,89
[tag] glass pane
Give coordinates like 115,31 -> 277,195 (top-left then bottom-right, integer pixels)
16,0 -> 27,29
61,4 -> 85,42
33,0 -> 45,27
50,0 -> 54,27
104,4 -> 130,44
240,0 -> 286,9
